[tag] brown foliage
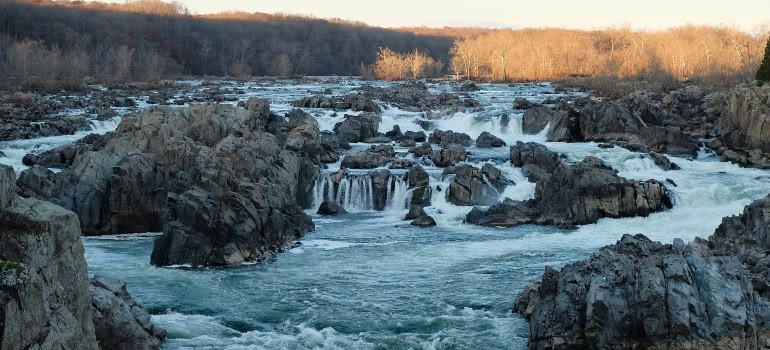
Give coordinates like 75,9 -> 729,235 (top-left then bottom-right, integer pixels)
373,48 -> 443,80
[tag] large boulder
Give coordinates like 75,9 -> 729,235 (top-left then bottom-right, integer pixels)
428,129 -> 472,147
448,165 -> 499,206
509,141 -> 562,182
341,151 -> 391,169
515,233 -> 770,350
521,106 -> 556,134
332,112 -> 382,143
432,144 -> 467,167
90,276 -> 165,350
406,165 -> 431,207
317,201 -> 347,215
475,131 -> 506,148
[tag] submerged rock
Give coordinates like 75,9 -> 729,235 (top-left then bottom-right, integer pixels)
317,201 -> 347,215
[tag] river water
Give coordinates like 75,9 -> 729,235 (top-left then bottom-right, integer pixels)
2,79 -> 768,349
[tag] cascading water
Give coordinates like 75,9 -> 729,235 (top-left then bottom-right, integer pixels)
313,172 -> 410,212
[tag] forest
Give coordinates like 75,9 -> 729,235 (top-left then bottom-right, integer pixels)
0,0 -> 768,90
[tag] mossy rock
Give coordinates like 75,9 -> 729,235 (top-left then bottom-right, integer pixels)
0,260 -> 25,277
0,211 -> 43,235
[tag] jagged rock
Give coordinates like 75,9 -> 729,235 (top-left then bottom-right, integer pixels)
509,141 -> 562,182
385,125 -> 401,138
409,142 -> 433,157
368,169 -> 391,211
291,94 -> 381,113
648,152 -> 681,170
404,204 -> 426,220
466,198 -> 537,226
341,151 -> 390,169
390,159 -> 414,169
285,109 -> 318,131
429,129 -> 472,147
399,139 -> 416,148
410,215 -> 436,227
358,82 -> 479,113
368,144 -> 395,158
406,165 -> 431,207
0,164 -> 99,349
317,201 -> 347,215
516,222 -> 770,350
333,112 -> 382,143
521,106 -> 557,134
448,165 -> 498,206
319,131 -> 348,164
459,81 -> 480,92
22,133 -> 112,168
475,131 -> 506,148
401,131 -> 427,142
481,163 -> 514,192
432,144 -> 467,167
715,84 -> 770,167
90,276 -> 165,350
513,97 -> 535,110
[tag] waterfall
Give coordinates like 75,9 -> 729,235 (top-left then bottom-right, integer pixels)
312,172 -> 410,212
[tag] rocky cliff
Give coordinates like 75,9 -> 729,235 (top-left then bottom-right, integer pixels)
514,195 -> 770,349
708,84 -> 770,168
17,100 -> 320,266
0,164 -> 164,349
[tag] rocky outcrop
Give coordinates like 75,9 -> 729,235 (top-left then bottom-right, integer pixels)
509,141 -> 562,182
406,165 -> 432,207
0,164 -> 163,350
357,82 -> 481,114
428,129 -> 472,147
17,102 -> 319,267
317,201 -> 347,215
515,233 -> 770,350
481,163 -> 513,193
22,133 -> 112,168
469,144 -> 671,227
90,276 -> 165,350
647,152 -> 681,171
475,131 -> 506,148
515,195 -> 770,350
710,84 -> 770,168
513,97 -> 535,110
291,94 -> 381,113
409,142 -> 433,157
432,144 -> 467,167
333,113 -> 382,143
448,165 -> 499,206
523,93 -> 701,157
410,215 -> 436,227
341,151 -> 391,169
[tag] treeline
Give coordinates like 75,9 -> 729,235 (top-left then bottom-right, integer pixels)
367,48 -> 444,80
448,26 -> 770,86
0,0 -> 454,89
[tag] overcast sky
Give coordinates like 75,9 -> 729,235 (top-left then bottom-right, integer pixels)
101,0 -> 770,31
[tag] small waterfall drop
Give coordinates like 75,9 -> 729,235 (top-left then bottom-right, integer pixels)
313,172 -> 409,212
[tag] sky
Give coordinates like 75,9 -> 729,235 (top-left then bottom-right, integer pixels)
101,0 -> 770,31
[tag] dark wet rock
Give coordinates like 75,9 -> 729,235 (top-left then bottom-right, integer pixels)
466,198 -> 537,226
398,139 -> 416,148
500,114 -> 511,133
410,215 -> 436,227
472,150 -> 671,227
459,81 -> 480,92
521,106 -> 558,134
317,201 -> 347,215
481,163 -> 514,192
648,152 -> 681,171
401,130 -> 427,143
404,204 -> 427,220
16,165 -> 58,199
409,142 -> 433,157
341,151 -> 391,169
319,131 -> 348,164
385,125 -> 402,138
16,103 -> 319,267
368,144 -> 396,158
333,112 -> 382,143
432,144 -> 467,167
513,97 -> 535,110
406,165 -> 431,207
368,169 -> 391,211
509,141 -> 562,182
429,129 -> 472,147
90,276 -> 165,350
448,165 -> 499,206
390,159 -> 414,169
666,178 -> 678,187
291,94 -> 381,113
475,131 -> 506,148
516,201 -> 770,350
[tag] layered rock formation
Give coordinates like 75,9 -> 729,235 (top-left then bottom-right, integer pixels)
514,195 -> 770,350
17,99 -> 319,266
0,164 -> 164,350
468,142 -> 671,227
708,84 -> 770,168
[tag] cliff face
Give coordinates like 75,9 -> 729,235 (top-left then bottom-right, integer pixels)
0,164 -> 99,350
1,163 -> 165,350
709,84 -> 770,167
